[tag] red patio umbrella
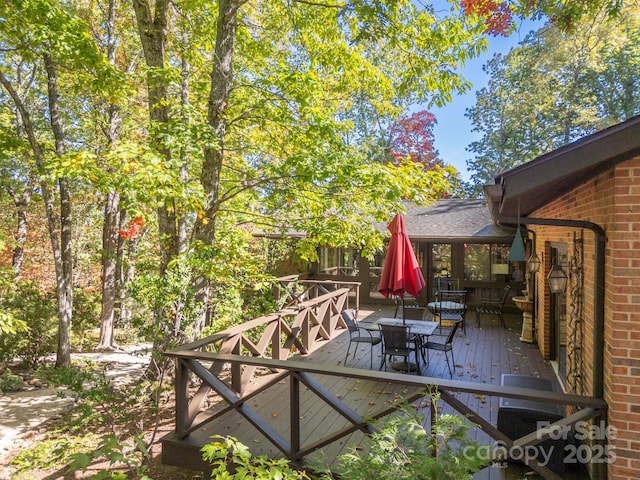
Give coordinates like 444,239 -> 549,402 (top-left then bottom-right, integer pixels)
378,214 -> 426,320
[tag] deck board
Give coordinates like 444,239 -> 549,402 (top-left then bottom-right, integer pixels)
163,303 -> 589,479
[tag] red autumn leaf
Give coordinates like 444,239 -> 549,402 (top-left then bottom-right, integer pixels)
461,0 -> 513,36
119,216 -> 145,241
389,110 -> 441,170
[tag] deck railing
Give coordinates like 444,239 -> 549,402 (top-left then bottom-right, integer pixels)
274,275 -> 360,311
166,350 -> 607,480
167,283 -> 354,431
165,284 -> 607,480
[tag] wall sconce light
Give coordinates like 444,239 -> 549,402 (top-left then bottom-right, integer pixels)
547,264 -> 567,294
528,253 -> 541,273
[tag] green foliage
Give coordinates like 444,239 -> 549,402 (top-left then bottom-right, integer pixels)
0,268 -> 100,364
10,435 -> 101,474
201,435 -> 311,479
71,287 -> 102,350
0,0 -> 124,99
0,270 -> 29,338
466,5 -> 640,192
67,434 -> 151,480
27,362 -> 154,478
0,371 -> 23,392
129,260 -> 201,345
0,310 -> 29,336
0,278 -> 57,367
130,222 -> 291,345
323,394 -> 486,480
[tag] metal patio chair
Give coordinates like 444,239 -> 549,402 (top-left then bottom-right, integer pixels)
379,324 -> 421,374
342,309 -> 381,369
476,285 -> 511,328
433,290 -> 467,334
421,319 -> 460,378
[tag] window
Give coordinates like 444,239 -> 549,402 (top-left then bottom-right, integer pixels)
369,249 -> 385,278
464,244 -> 490,281
491,244 -> 511,279
431,244 -> 451,278
464,243 -> 511,281
318,247 -> 359,276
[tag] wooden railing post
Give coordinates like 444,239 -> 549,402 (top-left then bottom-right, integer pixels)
291,373 -> 300,459
298,309 -> 310,351
174,358 -> 190,437
231,335 -> 243,394
272,316 -> 283,360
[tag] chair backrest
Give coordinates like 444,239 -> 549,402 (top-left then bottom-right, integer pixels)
402,306 -> 428,320
341,309 -> 358,334
379,324 -> 412,350
435,277 -> 459,293
437,290 -> 466,315
499,285 -> 511,305
440,289 -> 466,302
444,320 -> 460,344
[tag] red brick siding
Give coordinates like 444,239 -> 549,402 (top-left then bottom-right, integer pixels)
528,156 -> 640,480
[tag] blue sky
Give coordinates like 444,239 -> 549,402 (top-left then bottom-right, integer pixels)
430,19 -> 544,182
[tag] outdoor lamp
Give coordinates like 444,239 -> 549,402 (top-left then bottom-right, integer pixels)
528,253 -> 541,273
547,264 -> 567,294
508,226 -> 526,261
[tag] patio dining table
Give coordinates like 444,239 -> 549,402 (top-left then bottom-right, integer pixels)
426,300 -> 466,314
364,317 -> 439,338
427,290 -> 468,333
364,317 -> 438,372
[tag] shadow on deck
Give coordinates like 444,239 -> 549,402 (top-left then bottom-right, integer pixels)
162,303 -> 595,480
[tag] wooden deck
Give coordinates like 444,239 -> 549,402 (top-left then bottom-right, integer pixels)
162,304 -> 590,479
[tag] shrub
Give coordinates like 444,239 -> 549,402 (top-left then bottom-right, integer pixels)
201,435 -> 311,479
199,391 -> 486,480
0,278 -> 57,367
326,394 -> 487,479
71,288 -> 102,351
0,370 -> 23,393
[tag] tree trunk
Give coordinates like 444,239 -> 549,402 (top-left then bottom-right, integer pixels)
44,50 -> 74,368
97,190 -> 120,349
8,187 -> 31,277
0,57 -> 73,368
132,0 -> 180,378
191,0 -> 244,329
178,27 -> 190,255
132,0 -> 178,274
97,0 -> 122,350
8,91 -> 33,278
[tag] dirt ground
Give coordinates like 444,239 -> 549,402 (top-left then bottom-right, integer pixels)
0,346 -> 204,480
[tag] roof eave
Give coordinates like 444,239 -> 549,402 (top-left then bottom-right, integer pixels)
492,115 -> 640,218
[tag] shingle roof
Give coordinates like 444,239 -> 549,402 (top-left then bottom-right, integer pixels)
256,199 -> 516,242
393,199 -> 516,241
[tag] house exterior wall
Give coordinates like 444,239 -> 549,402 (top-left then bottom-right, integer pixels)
528,156 -> 640,480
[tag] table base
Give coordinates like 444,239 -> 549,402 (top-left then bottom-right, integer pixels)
391,360 -> 419,373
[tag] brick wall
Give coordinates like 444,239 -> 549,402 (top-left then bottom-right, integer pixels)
528,156 -> 640,480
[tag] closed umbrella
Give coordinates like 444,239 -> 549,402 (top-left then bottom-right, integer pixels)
378,214 -> 426,322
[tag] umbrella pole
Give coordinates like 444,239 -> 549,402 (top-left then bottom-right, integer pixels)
394,291 -> 417,372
